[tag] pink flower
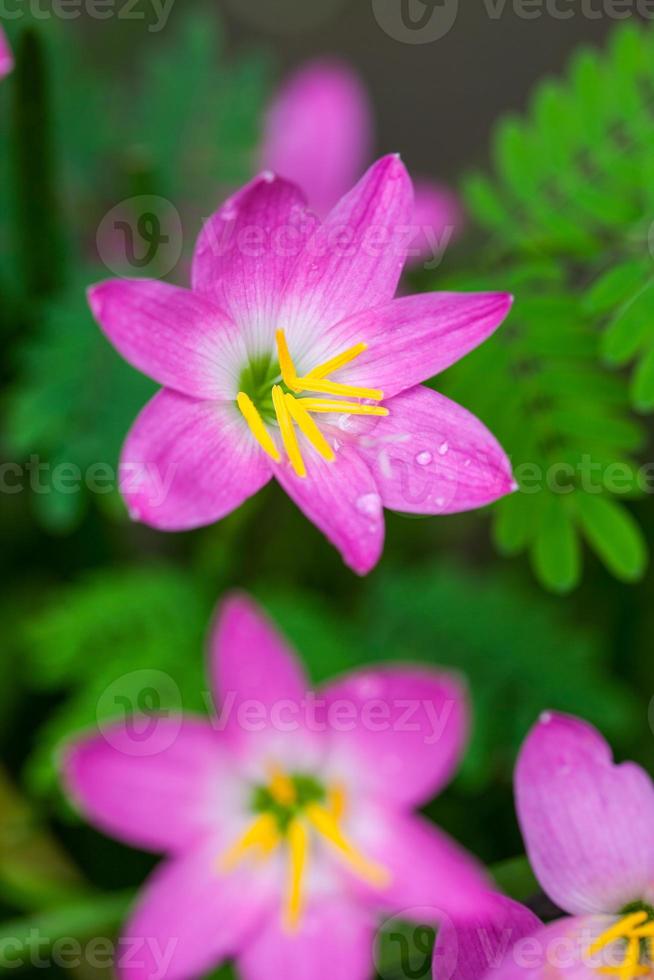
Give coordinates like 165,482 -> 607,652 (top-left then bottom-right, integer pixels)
88,156 -> 513,574
433,712 -> 654,978
63,593 -> 494,980
0,27 -> 13,79
261,59 -> 463,267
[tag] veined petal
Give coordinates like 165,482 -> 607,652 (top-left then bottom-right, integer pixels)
0,28 -> 13,79
274,445 -> 384,576
192,174 -> 319,358
120,389 -> 272,531
260,59 -> 372,219
358,385 -> 514,515
278,155 -> 414,358
321,667 -> 469,808
432,895 -> 541,980
118,840 -> 275,980
516,712 -> 654,915
312,291 -> 513,398
62,720 -> 229,854
407,178 -> 464,268
88,279 -> 244,399
238,899 -> 375,980
209,594 -> 309,748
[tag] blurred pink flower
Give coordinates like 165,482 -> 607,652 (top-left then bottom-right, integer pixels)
64,592 -> 494,980
261,59 -> 463,268
89,157 -> 513,574
433,712 -> 654,978
0,27 -> 13,80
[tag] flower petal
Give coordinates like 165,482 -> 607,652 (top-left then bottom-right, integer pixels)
359,811 -> 494,921
516,712 -> 654,915
358,385 -> 514,514
238,899 -> 374,980
120,388 -> 271,530
407,178 -> 463,268
278,155 -> 414,357
312,291 -> 513,399
432,895 -> 541,980
321,666 -> 469,808
192,174 -> 319,357
261,59 -> 372,219
62,720 -> 229,854
209,593 -> 309,748
88,279 -> 243,399
274,445 -> 384,575
0,28 -> 13,79
118,840 -> 275,980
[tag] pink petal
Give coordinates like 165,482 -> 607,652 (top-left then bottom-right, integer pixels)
120,388 -> 271,530
238,899 -> 374,980
433,895 -> 541,980
516,712 -> 654,915
209,593 -> 309,750
118,840 -> 275,980
312,291 -> 513,399
407,178 -> 464,268
275,445 -> 384,575
0,27 -> 12,79
360,811 -> 494,921
472,915 -> 619,979
62,720 -> 228,854
321,666 -> 468,807
260,59 -> 372,219
278,155 -> 414,356
192,174 -> 319,355
88,280 -> 243,399
358,385 -> 514,514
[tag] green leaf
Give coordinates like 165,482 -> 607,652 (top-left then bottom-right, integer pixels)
631,343 -> 654,411
576,494 -> 648,582
531,499 -> 581,594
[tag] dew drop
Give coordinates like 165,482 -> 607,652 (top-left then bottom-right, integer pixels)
463,458 -> 471,468
415,451 -> 433,466
434,497 -> 445,509
540,711 -> 553,725
261,170 -> 275,183
356,493 -> 382,519
438,441 -> 449,456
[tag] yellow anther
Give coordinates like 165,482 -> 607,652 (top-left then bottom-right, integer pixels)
591,914 -> 649,955
300,399 -> 389,417
272,385 -> 306,478
236,392 -> 281,463
218,813 -> 280,872
592,911 -> 653,979
307,342 -> 368,380
293,377 -> 384,401
328,784 -> 346,821
285,819 -> 308,932
305,803 -> 390,888
285,395 -> 336,464
269,766 -> 297,807
275,330 -> 301,391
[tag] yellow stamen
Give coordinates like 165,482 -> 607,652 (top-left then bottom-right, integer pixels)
300,398 -> 389,417
293,377 -> 384,401
218,813 -> 279,872
269,766 -> 297,807
305,803 -> 390,888
272,385 -> 306,478
285,819 -> 308,932
236,392 -> 281,463
285,395 -> 336,464
328,784 -> 346,821
591,914 -> 649,955
307,342 -> 369,380
275,330 -> 301,391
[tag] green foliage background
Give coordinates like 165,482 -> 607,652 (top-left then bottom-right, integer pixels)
1,9 -> 654,980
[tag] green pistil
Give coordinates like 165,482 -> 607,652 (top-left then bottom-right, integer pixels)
620,901 -> 654,961
238,353 -> 288,422
251,773 -> 326,833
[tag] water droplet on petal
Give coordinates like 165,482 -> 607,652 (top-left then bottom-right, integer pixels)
438,441 -> 449,456
434,497 -> 445,509
463,458 -> 471,468
415,451 -> 432,466
540,711 -> 553,725
356,493 -> 382,519
261,170 -> 275,183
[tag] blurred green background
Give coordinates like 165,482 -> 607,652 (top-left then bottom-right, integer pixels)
2,2 -> 654,978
